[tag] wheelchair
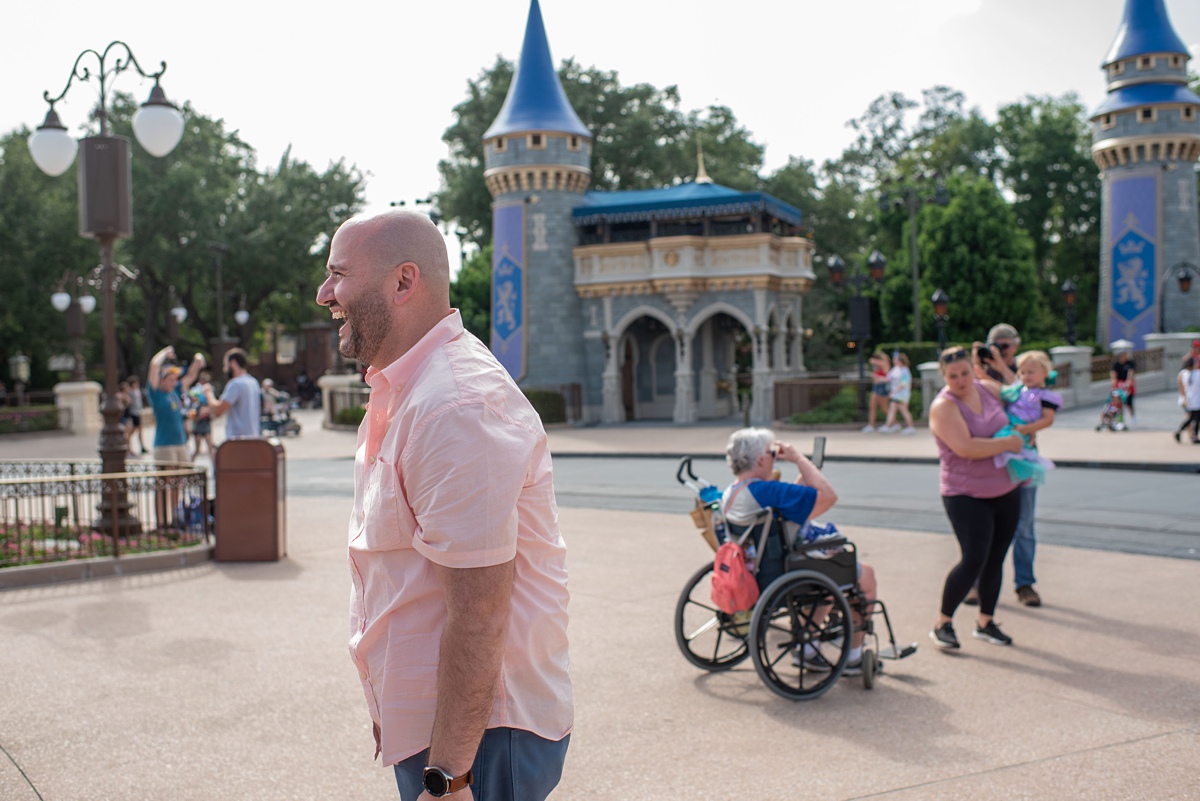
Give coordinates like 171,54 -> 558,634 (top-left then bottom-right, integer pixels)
674,448 -> 917,701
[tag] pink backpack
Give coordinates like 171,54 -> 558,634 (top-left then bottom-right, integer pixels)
711,542 -> 759,614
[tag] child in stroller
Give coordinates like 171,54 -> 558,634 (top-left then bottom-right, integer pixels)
1096,387 -> 1127,431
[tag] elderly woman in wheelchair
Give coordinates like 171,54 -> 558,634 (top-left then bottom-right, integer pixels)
674,427 -> 916,700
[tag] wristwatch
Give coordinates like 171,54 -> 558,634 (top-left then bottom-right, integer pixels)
422,765 -> 473,797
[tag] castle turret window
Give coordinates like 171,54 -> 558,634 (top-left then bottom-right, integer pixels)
568,136 -> 580,151
494,138 -> 507,153
1138,108 -> 1157,123
1102,114 -> 1115,130
1110,61 -> 1126,76
1184,107 -> 1196,121
1138,56 -> 1155,70
529,133 -> 544,149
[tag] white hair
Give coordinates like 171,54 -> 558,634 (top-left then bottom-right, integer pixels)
725,427 -> 775,474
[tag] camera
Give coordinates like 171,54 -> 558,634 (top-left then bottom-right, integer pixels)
976,342 -> 996,362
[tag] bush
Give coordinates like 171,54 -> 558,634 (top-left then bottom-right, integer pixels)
788,386 -> 861,424
0,406 -> 60,435
334,406 -> 367,426
524,389 -> 566,424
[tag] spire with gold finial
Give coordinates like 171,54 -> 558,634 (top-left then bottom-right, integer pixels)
695,138 -> 713,184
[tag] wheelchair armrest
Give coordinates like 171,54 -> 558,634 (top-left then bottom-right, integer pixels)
792,535 -> 848,551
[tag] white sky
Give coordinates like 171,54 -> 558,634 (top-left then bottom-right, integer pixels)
3,0 -> 1198,276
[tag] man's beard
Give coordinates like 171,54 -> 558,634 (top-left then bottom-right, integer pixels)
338,292 -> 392,365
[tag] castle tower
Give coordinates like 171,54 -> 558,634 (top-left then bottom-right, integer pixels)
1092,0 -> 1200,346
483,0 -> 592,390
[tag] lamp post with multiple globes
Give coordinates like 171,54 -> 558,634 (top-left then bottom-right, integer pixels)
29,42 -> 184,534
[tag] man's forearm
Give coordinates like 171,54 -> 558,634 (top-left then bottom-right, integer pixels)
426,561 -> 514,778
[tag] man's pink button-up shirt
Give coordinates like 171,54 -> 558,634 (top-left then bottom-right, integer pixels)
348,311 -> 572,765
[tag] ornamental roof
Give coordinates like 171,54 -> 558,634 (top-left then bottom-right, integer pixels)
1091,82 -> 1200,117
1103,0 -> 1190,65
483,0 -> 590,140
571,182 -> 804,227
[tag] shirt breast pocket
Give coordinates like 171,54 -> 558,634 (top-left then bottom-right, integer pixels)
358,457 -> 415,552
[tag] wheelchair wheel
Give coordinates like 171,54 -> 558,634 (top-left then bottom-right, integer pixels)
749,569 -> 852,701
674,562 -> 751,671
862,649 -> 876,690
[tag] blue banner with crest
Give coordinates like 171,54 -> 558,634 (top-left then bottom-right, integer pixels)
1107,174 -> 1158,349
492,203 -> 526,381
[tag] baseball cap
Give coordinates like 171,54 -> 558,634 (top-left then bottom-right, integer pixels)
987,323 -> 1020,342
1192,339 -> 1200,348
160,365 -> 182,379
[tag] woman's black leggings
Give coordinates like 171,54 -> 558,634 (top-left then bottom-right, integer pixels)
1179,409 -> 1200,439
940,489 -> 1022,617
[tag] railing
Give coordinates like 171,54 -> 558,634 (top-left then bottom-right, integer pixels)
1052,362 -> 1073,390
0,460 -> 210,569
774,378 -> 873,422
1090,348 -> 1162,382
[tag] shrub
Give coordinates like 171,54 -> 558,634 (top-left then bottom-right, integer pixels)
0,407 -> 60,435
524,389 -> 566,424
334,406 -> 367,426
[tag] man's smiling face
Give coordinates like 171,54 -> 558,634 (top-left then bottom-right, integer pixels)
317,223 -> 396,367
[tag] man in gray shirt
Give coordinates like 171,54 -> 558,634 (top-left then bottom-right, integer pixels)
204,348 -> 262,439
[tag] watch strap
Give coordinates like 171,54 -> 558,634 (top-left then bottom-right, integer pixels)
423,765 -> 473,797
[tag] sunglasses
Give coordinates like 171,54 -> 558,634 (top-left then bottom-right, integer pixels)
940,349 -> 970,364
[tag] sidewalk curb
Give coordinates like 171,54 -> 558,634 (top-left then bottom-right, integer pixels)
0,542 -> 214,591
550,451 -> 1200,473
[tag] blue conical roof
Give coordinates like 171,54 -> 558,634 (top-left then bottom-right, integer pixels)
483,0 -> 590,140
1103,0 -> 1190,65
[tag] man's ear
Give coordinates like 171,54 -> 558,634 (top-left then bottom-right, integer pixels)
393,261 -> 420,304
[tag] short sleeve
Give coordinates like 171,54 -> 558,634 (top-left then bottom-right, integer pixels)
746,481 -> 818,526
401,403 -> 537,568
221,379 -> 245,406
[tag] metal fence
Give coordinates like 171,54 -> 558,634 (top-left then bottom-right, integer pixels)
1090,348 -> 1162,382
774,377 -> 873,421
0,460 -> 210,569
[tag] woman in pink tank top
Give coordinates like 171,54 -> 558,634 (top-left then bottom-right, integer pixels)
926,346 -> 1024,652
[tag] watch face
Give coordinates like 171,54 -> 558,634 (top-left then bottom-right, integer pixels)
423,768 -> 449,796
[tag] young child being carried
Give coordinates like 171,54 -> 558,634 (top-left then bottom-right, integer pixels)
993,350 -> 1060,485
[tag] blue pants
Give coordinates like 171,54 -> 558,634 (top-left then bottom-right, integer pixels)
393,728 -> 569,801
1011,484 -> 1037,589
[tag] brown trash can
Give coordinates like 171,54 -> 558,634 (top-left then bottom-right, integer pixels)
214,438 -> 286,561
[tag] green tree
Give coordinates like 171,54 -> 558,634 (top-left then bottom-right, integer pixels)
0,128 -> 100,388
880,174 -> 1042,342
436,58 -> 765,245
450,244 -> 493,342
995,94 -> 1101,341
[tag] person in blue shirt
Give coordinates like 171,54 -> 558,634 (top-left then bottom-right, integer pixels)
721,427 -> 879,677
147,346 -> 205,528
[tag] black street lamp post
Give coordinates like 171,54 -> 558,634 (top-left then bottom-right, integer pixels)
1061,279 -> 1078,346
879,175 -> 949,343
51,280 -> 97,381
1160,262 -> 1196,332
931,288 -> 950,355
828,250 -> 886,419
29,42 -> 184,536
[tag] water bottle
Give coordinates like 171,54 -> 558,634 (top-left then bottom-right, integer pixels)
712,505 -> 727,544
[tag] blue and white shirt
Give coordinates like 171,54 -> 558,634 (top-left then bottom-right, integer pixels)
721,478 -> 817,529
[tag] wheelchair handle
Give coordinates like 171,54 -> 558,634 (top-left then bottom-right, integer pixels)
676,456 -> 699,485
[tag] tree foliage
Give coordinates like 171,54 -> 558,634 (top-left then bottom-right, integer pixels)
0,96 -> 365,388
436,58 -> 765,247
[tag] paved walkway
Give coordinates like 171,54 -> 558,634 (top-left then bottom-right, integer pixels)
1,391 -> 1197,799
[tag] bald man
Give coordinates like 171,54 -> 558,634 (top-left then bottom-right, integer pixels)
318,211 -> 571,801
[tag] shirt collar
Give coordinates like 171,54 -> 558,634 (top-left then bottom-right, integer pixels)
366,310 -> 464,392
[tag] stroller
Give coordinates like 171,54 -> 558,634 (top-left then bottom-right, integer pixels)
261,389 -> 302,437
1096,387 -> 1127,431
